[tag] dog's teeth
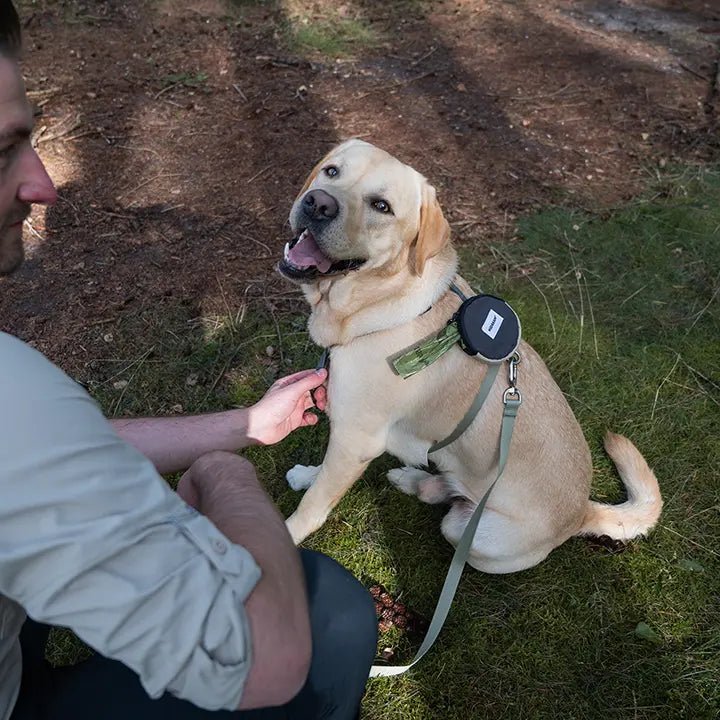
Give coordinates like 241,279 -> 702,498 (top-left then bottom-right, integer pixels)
299,229 -> 307,241
284,241 -> 290,259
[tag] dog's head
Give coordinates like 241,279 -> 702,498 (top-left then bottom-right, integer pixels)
278,139 -> 450,284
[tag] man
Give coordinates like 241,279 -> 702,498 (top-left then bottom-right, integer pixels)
0,2 -> 377,718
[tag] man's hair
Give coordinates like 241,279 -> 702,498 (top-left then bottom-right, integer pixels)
0,0 -> 22,59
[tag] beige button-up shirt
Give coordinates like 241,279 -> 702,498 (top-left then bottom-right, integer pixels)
0,332 -> 261,719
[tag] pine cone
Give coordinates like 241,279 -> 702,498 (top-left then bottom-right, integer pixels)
393,602 -> 406,615
378,620 -> 392,633
380,593 -> 394,607
381,607 -> 395,621
369,585 -> 383,599
395,615 -> 408,629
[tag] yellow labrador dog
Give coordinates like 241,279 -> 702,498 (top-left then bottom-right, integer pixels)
278,139 -> 662,573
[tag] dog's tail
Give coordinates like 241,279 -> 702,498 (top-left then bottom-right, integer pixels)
576,431 -> 662,541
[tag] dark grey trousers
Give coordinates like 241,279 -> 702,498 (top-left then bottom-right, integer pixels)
12,550 -> 377,720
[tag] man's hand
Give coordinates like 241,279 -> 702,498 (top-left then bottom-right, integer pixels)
247,368 -> 327,446
112,367 -> 328,474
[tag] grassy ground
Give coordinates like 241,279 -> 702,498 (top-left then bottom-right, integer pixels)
52,167 -> 720,719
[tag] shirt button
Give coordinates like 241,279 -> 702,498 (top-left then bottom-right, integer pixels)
211,537 -> 228,555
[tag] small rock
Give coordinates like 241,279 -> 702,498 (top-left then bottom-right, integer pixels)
113,380 -> 128,390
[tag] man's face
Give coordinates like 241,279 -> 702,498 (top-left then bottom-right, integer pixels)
0,56 -> 56,275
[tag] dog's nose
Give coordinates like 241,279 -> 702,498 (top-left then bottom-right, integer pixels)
302,189 -> 339,221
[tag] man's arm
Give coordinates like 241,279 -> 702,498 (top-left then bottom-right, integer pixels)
0,333 -> 312,711
111,368 -> 327,474
177,451 -> 311,709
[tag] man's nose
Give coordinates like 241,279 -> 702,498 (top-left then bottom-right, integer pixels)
16,147 -> 57,206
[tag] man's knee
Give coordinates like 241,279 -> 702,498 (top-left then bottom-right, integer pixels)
300,550 -> 377,658
187,451 -> 257,483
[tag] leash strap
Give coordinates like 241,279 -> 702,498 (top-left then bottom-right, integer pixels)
427,363 -> 500,454
369,389 -> 521,678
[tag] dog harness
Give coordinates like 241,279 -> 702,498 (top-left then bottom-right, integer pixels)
391,281 -> 521,456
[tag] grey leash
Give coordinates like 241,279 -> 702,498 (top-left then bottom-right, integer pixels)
369,354 -> 522,677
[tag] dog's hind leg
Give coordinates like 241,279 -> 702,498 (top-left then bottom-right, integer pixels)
387,467 -> 451,504
441,501 -> 555,574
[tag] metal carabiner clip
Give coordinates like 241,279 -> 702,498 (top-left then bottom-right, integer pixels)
504,352 -> 522,405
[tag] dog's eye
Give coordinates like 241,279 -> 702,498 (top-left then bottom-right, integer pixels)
324,165 -> 339,178
371,199 -> 392,214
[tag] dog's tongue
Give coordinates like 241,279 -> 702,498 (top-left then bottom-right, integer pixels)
288,230 -> 333,273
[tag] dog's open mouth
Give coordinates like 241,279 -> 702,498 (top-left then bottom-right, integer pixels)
279,229 -> 365,280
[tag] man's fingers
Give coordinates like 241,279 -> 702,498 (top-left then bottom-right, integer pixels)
302,411 -> 319,426
270,369 -> 314,389
312,385 -> 327,411
273,368 -> 327,392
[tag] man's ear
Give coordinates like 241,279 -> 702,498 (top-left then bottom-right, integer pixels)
411,182 -> 450,276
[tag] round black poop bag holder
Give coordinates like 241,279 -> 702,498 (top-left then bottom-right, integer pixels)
456,293 -> 521,363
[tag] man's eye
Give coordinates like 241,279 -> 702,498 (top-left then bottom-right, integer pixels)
0,144 -> 18,166
371,199 -> 391,214
324,165 -> 339,178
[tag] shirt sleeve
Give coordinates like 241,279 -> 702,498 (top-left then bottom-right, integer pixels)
0,332 -> 261,711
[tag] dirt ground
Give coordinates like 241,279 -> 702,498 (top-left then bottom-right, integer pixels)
2,0 -> 719,376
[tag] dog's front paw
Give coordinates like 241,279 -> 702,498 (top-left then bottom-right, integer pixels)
286,464 -> 321,491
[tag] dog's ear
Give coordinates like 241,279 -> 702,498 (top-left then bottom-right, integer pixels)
411,182 -> 450,276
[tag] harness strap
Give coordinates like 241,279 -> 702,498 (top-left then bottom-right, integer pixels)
427,363 -> 500,454
369,391 -> 521,677
448,281 -> 468,302
315,348 -> 331,372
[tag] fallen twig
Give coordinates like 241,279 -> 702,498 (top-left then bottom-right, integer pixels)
246,164 -> 272,184
355,72 -> 434,100
35,113 -> 83,144
116,172 -> 183,201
